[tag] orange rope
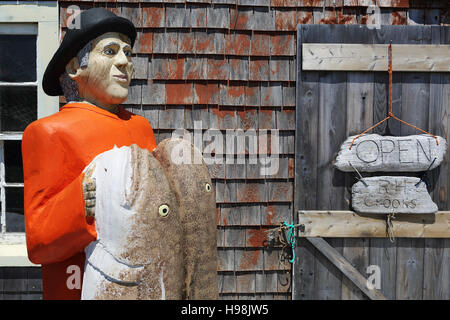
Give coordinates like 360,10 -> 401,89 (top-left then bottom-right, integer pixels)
349,44 -> 439,150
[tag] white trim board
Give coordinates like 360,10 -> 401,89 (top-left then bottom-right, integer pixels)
0,234 -> 39,267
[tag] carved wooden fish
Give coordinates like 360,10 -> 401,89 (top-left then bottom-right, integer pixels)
81,140 -> 218,300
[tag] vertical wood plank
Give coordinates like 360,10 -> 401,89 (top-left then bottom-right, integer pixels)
369,238 -> 397,300
341,238 -> 370,300
396,238 -> 425,300
373,25 -> 409,136
314,24 -> 349,301
400,26 -> 431,136
430,26 -> 450,211
424,24 -> 450,302
294,77 -> 319,207
342,71 -> 374,300
316,35 -> 347,211
395,26 -> 430,301
423,239 -> 450,299
371,26 -> 406,301
428,26 -> 446,209
444,27 -> 450,214
344,72 -> 374,209
373,72 -> 389,135
293,237 -> 316,300
293,24 -> 320,301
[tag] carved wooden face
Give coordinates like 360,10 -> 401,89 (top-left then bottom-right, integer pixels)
71,32 -> 134,107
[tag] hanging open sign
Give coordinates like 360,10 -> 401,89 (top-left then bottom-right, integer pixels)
334,134 -> 447,172
352,176 -> 438,214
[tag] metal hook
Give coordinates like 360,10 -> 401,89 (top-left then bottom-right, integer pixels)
349,161 -> 368,187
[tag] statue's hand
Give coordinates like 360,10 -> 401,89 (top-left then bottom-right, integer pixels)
82,162 -> 96,218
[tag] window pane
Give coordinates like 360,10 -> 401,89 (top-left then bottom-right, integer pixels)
5,140 -> 23,183
5,187 -> 25,232
0,86 -> 37,131
0,35 -> 36,82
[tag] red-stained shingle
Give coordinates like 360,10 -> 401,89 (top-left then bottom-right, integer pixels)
152,56 -> 170,80
226,32 -> 251,56
184,57 -> 207,80
207,57 -> 229,80
259,109 -> 276,130
261,83 -> 283,106
245,84 -> 261,107
142,81 -> 166,105
269,58 -> 290,81
152,29 -> 165,54
120,4 -> 142,28
195,30 -> 215,54
207,4 -> 230,29
236,271 -> 256,293
282,84 -> 296,107
236,249 -> 263,271
230,6 -> 254,30
267,181 -> 293,202
220,83 -> 245,106
237,108 -> 258,131
297,9 -> 314,25
229,57 -> 249,81
237,182 -> 267,203
253,7 -> 275,31
167,57 -> 185,80
191,4 -> 207,28
276,108 -> 295,130
271,34 -> 295,56
131,56 -> 148,80
166,82 -> 193,105
249,58 -> 270,81
274,8 -> 297,31
250,33 -> 270,56
178,30 -> 195,54
136,30 -> 153,54
142,4 -> 164,28
378,0 -> 409,8
165,31 -> 178,53
165,4 -> 190,28
193,82 -> 220,105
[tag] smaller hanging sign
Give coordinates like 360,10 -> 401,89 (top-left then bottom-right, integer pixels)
352,176 -> 438,214
334,134 -> 447,172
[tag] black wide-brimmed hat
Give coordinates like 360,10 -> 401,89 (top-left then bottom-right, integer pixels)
43,8 -> 137,96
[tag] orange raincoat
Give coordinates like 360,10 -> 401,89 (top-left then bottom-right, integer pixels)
22,102 -> 156,300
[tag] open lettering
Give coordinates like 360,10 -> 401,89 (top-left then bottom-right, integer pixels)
356,138 -> 431,164
335,134 -> 446,172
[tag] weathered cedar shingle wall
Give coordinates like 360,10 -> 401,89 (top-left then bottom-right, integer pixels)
2,0 -> 444,300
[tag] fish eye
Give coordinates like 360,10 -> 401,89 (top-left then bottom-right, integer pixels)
158,204 -> 170,217
205,183 -> 211,192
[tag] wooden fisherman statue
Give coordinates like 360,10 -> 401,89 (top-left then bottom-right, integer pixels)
22,8 -> 218,300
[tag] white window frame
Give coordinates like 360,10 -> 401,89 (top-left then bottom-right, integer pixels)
0,1 -> 59,266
